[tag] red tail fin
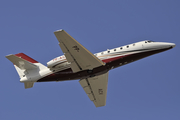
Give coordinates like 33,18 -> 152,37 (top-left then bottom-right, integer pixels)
15,53 -> 38,63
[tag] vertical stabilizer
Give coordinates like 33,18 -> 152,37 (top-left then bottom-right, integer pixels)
14,65 -> 25,79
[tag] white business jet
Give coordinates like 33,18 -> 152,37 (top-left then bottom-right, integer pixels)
6,30 -> 175,107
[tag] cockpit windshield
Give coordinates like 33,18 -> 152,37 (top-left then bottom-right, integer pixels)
147,40 -> 154,43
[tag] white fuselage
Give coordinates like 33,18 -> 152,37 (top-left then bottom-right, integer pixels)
20,40 -> 175,83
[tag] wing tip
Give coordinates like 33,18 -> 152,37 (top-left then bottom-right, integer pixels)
54,29 -> 64,33
5,54 -> 13,58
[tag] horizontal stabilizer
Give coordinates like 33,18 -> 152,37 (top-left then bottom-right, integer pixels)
6,54 -> 38,70
24,82 -> 34,89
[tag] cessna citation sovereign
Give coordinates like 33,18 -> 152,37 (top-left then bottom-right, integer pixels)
6,30 -> 175,107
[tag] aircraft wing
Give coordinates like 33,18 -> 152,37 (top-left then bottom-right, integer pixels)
54,30 -> 105,73
79,72 -> 108,107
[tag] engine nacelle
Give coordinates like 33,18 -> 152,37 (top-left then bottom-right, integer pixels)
47,55 -> 70,71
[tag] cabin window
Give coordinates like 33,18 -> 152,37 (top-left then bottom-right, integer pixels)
120,47 -> 123,50
133,44 -> 135,46
145,41 -> 147,43
101,52 -> 103,54
108,51 -> 110,53
127,46 -> 129,48
114,49 -> 116,51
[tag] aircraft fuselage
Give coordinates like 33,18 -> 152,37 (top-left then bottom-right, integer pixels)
37,41 -> 175,82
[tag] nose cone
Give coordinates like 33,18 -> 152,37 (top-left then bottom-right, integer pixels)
170,43 -> 176,48
158,42 -> 176,49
